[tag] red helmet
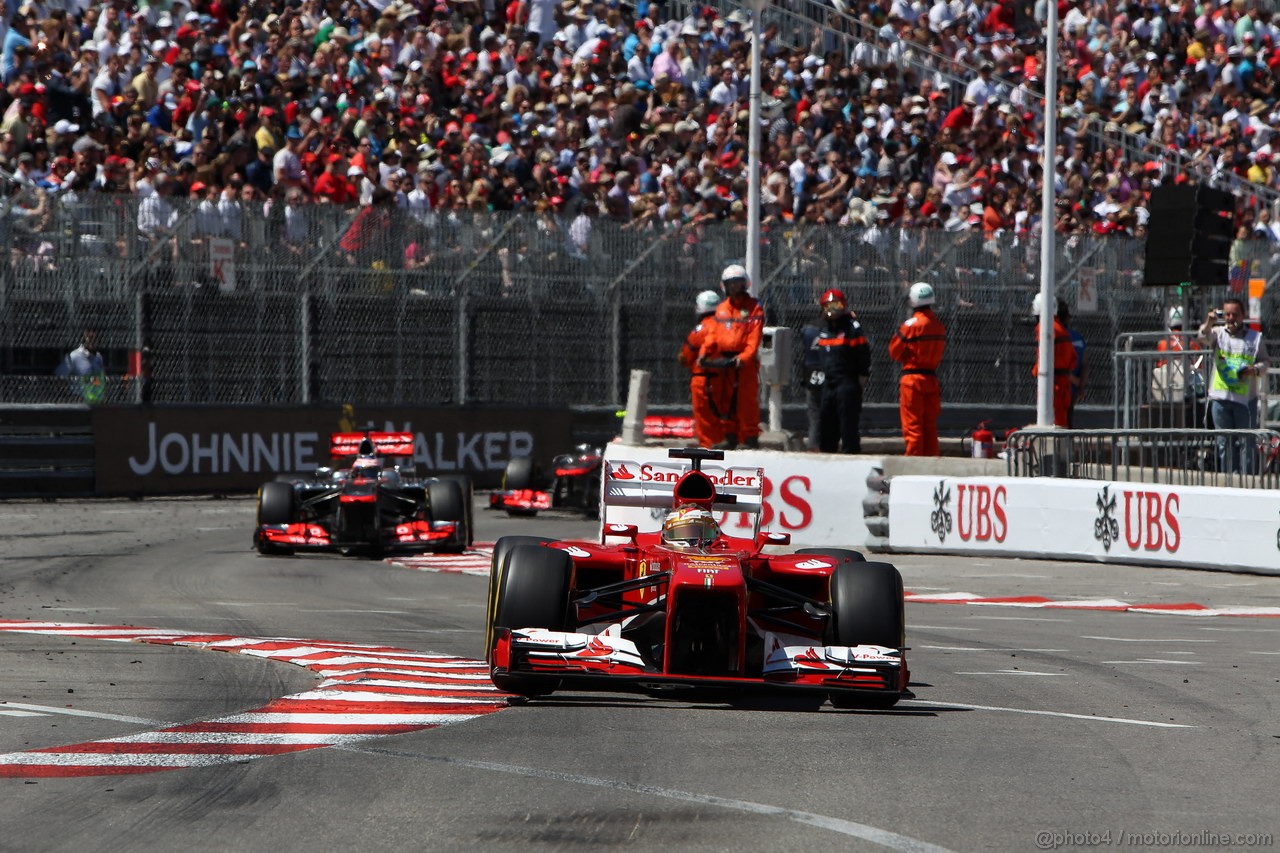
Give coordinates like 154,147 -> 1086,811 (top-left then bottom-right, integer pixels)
820,288 -> 847,306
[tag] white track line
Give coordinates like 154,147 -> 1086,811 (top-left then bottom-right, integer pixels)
0,702 -> 161,726
907,701 -> 1195,728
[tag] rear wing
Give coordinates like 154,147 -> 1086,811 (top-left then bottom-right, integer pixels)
330,432 -> 415,459
603,460 -> 764,514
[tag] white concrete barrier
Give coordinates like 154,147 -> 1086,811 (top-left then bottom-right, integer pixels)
601,444 -> 884,548
888,474 -> 1280,575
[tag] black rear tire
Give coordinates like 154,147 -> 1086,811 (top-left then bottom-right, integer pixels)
795,547 -> 866,563
490,545 -> 572,697
826,561 -> 905,709
485,536 -> 553,656
427,480 -> 468,551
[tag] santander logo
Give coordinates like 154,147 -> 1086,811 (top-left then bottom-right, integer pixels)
559,545 -> 591,558
794,558 -> 831,569
607,461 -> 761,489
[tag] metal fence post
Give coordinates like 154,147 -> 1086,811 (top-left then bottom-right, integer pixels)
457,290 -> 469,406
134,290 -> 144,405
610,284 -> 623,410
393,292 -> 404,404
300,293 -> 311,406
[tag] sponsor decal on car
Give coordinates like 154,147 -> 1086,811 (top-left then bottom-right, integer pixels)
794,558 -> 831,569
683,555 -> 732,566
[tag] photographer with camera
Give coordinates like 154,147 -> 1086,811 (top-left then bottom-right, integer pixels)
1198,298 -> 1269,473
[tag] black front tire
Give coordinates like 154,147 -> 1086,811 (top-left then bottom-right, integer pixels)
490,544 -> 573,697
427,480 -> 468,551
502,456 -> 542,517
485,536 -> 553,656
433,475 -> 475,547
255,482 -> 297,555
502,455 -> 538,491
258,482 -> 296,525
826,561 -> 905,709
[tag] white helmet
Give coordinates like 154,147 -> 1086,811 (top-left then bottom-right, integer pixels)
721,264 -> 750,291
1031,293 -> 1044,317
695,290 -> 721,315
908,281 -> 935,307
1167,306 -> 1184,329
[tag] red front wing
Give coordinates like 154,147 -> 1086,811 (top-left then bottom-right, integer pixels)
488,490 -> 553,512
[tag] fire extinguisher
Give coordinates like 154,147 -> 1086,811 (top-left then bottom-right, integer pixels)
971,421 -> 995,459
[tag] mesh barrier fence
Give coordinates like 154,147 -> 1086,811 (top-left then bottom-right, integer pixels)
2,193 -> 1275,411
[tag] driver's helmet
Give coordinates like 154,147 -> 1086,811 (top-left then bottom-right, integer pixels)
661,506 -> 720,549
352,461 -> 381,481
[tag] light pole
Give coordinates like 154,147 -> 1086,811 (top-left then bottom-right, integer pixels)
745,0 -> 766,291
1036,0 -> 1059,427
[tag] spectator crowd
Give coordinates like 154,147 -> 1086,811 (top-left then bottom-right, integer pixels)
5,0 -> 1280,259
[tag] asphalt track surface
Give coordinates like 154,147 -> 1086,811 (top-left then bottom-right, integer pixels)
0,496 -> 1277,853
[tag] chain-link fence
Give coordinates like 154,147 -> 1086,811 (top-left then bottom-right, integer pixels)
2,193 -> 1275,410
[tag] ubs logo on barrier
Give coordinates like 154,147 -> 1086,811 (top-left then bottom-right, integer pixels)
716,475 -> 813,532
956,483 -> 1008,543
1121,488 -> 1181,553
1093,485 -> 1120,552
931,480 -> 952,543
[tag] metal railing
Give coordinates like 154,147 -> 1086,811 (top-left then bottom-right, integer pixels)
1006,427 -> 1280,489
1,194 -> 1277,410
1113,332 -> 1213,431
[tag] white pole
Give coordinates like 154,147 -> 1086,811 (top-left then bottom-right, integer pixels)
745,0 -> 765,290
1036,0 -> 1059,427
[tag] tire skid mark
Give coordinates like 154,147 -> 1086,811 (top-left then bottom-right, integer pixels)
0,620 -> 508,778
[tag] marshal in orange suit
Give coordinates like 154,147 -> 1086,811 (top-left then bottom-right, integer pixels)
698,264 -> 765,448
681,289 -> 731,447
1031,294 -> 1078,428
888,282 -> 947,456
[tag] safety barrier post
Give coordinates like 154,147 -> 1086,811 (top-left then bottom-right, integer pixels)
619,370 -> 651,446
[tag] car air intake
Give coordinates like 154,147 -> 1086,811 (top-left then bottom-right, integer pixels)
666,589 -> 740,677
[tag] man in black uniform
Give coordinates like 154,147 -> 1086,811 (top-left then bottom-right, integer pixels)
808,288 -> 871,453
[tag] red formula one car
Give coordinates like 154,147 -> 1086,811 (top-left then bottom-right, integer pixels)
485,448 -> 908,708
253,432 -> 473,556
488,444 -> 602,519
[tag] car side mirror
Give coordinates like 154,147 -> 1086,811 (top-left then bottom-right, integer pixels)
760,531 -> 791,546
